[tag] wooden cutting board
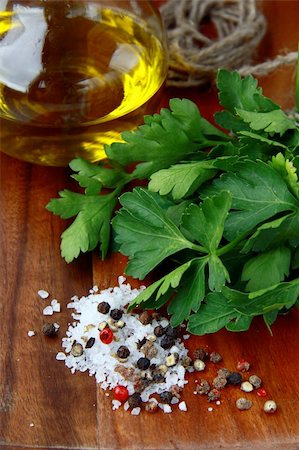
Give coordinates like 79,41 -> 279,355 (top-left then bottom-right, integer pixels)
1,1 -> 299,449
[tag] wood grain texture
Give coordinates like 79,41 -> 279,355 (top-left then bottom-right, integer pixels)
0,1 -> 299,449
0,155 -> 97,449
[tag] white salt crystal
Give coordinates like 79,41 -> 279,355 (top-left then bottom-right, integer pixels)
183,334 -> 190,340
118,275 -> 126,284
171,397 -> 179,405
179,401 -> 187,411
54,322 -> 60,330
56,352 -> 66,361
29,423 -> 34,427
27,330 -> 35,337
170,345 -> 180,354
162,404 -> 172,414
52,301 -> 61,313
216,400 -> 221,405
38,289 -> 49,299
208,407 -> 213,412
124,401 -> 130,411
112,400 -> 122,410
131,407 -> 141,416
43,306 -> 53,316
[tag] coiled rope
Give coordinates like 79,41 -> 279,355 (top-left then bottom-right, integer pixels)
160,0 -> 297,87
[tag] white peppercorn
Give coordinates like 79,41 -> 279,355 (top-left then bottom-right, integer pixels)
249,374 -> 262,389
71,342 -> 83,357
263,400 -> 277,413
240,381 -> 254,393
193,359 -> 206,371
236,397 -> 252,410
212,376 -> 227,390
210,352 -> 222,363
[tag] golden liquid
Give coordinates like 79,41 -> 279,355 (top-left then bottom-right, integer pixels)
0,2 -> 168,165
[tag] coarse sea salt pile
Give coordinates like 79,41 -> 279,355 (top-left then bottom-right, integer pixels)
57,276 -> 191,414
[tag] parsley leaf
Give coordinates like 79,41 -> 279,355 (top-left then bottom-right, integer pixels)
241,246 -> 291,291
112,188 -> 195,279
242,211 -> 299,252
182,191 -> 231,250
69,157 -> 127,193
148,156 -> 237,200
106,98 -> 229,179
148,162 -> 217,200
217,69 -> 278,113
225,314 -> 253,332
47,190 -> 117,261
204,160 -> 299,241
236,109 -> 295,136
187,292 -> 238,335
167,258 -> 207,327
128,259 -> 196,310
226,280 -> 299,316
270,153 -> 299,198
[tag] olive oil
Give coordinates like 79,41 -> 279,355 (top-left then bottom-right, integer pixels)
0,1 -> 168,165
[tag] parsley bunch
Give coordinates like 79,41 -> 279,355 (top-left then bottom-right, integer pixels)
47,70 -> 299,335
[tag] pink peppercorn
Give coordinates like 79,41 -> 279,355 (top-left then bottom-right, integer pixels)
236,359 -> 250,372
257,388 -> 267,397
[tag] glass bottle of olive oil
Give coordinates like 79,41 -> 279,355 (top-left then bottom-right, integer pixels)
0,1 -> 168,165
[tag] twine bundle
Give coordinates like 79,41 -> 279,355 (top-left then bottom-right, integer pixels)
160,0 -> 297,87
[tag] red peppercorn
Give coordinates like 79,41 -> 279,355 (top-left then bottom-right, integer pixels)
99,327 -> 113,344
257,388 -> 267,397
236,359 -> 250,372
113,385 -> 129,402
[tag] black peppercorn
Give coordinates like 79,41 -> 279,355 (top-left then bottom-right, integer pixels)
196,379 -> 210,395
85,337 -> 95,349
159,391 -> 173,404
134,378 -> 151,393
110,308 -> 123,320
210,351 -> 223,363
154,325 -> 165,337
193,347 -> 208,361
136,337 -> 146,349
41,323 -> 57,337
153,372 -> 165,383
227,371 -> 243,385
138,311 -> 152,325
117,345 -> 130,359
97,301 -> 110,314
160,334 -> 175,349
207,389 -> 221,402
165,325 -> 178,339
217,368 -> 231,379
128,393 -> 142,409
137,357 -> 150,370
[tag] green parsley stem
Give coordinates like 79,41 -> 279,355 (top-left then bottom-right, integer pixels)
198,139 -> 232,149
189,243 -> 209,254
216,231 -> 249,257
